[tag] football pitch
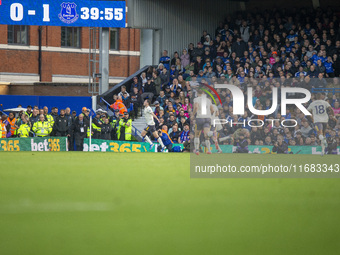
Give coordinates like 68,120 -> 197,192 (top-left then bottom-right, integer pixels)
1,152 -> 340,255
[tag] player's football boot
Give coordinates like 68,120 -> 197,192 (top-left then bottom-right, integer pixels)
149,143 -> 154,151
206,151 -> 212,154
193,150 -> 200,155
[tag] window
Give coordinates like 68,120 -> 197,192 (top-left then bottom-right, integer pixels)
61,27 -> 81,48
110,28 -> 119,50
8,25 -> 29,45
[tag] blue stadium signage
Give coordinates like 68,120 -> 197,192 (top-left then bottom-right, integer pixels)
0,0 -> 126,27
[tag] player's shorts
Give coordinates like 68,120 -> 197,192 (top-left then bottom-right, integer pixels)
144,125 -> 156,133
195,118 -> 211,130
314,122 -> 327,133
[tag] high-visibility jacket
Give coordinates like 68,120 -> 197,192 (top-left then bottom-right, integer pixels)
45,114 -> 54,127
25,111 -> 32,118
119,118 -> 132,141
92,118 -> 102,132
110,100 -> 127,114
0,122 -> 7,138
32,121 -> 52,137
17,123 -> 31,138
7,117 -> 16,136
116,121 -> 121,140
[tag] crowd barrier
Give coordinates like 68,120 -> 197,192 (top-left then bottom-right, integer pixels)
0,137 -> 67,151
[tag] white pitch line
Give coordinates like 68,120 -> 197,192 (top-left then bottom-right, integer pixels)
0,201 -> 115,214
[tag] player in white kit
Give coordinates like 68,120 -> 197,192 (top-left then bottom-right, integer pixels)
192,90 -> 214,155
141,99 -> 166,151
210,102 -> 223,153
307,93 -> 334,155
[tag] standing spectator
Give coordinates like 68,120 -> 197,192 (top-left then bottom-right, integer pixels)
159,68 -> 170,89
118,112 -> 132,141
43,106 -> 54,128
65,107 -> 73,126
171,51 -> 180,66
17,115 -> 31,138
32,114 -> 52,137
159,50 -> 171,70
7,112 -> 16,137
68,114 -> 89,151
232,36 -> 247,57
180,49 -> 190,70
110,96 -> 127,115
153,72 -> 162,95
122,92 -> 131,110
191,42 -> 204,61
240,20 -> 250,43
54,109 -> 70,137
0,114 -> 8,138
141,77 -> 155,102
29,108 -> 39,129
25,105 -> 32,118
51,107 -> 58,122
130,87 -> 142,120
130,76 -> 141,94
100,117 -> 112,140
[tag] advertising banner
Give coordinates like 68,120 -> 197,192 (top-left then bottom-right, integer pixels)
83,139 -> 184,152
0,137 -> 68,151
212,145 -> 340,155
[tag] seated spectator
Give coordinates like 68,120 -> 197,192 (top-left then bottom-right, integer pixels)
118,85 -> 130,98
179,123 -> 190,144
130,76 -> 141,94
156,90 -> 167,108
169,123 -> 181,143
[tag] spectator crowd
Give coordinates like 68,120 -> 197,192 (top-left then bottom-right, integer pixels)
132,6 -> 340,152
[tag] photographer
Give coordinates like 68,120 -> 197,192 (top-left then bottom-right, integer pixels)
272,135 -> 289,154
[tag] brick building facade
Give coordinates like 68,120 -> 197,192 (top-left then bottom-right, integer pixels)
0,25 -> 140,96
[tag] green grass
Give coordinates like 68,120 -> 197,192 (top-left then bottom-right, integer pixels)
1,152 -> 340,255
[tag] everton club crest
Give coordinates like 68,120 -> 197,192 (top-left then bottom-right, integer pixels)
58,2 -> 79,24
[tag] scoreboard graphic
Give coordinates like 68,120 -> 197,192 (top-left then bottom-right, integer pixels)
0,0 -> 126,27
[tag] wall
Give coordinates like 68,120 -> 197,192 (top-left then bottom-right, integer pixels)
0,95 -> 92,114
128,0 -> 240,59
0,84 -> 117,97
0,25 -> 141,83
